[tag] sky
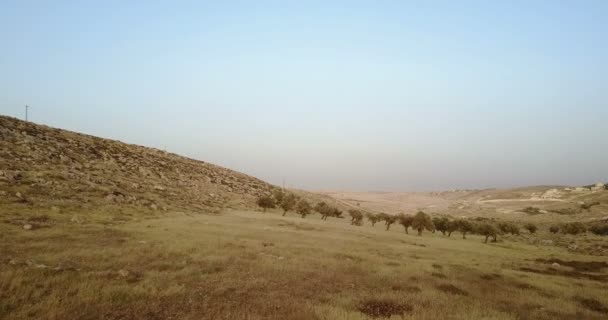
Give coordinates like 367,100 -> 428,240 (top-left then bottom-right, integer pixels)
1,1 -> 607,191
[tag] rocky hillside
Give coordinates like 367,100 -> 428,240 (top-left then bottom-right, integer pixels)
0,115 -> 276,214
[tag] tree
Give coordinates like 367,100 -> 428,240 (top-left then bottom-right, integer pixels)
549,225 -> 560,234
589,223 -> 608,236
257,195 -> 275,212
398,214 -> 414,234
457,220 -> 474,239
498,222 -> 520,236
446,220 -> 459,237
524,223 -> 537,234
384,215 -> 398,231
367,213 -> 380,227
433,217 -> 450,235
478,223 -> 498,243
332,208 -> 343,218
295,199 -> 312,218
561,222 -> 586,235
315,202 -> 333,220
280,193 -> 298,216
349,209 -> 364,226
272,189 -> 285,204
411,211 -> 435,236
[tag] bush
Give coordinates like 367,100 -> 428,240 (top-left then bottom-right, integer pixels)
315,202 -> 333,220
588,223 -> 608,236
411,211 -> 434,236
295,199 -> 312,218
561,222 -> 586,235
256,195 -> 275,212
522,207 -> 542,215
498,222 -> 520,235
549,225 -> 560,234
580,202 -> 600,211
524,223 -> 538,234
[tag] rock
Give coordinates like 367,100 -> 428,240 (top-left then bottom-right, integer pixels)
153,185 -> 166,191
591,182 -> 605,192
70,215 -> 83,224
16,192 -> 22,198
118,269 -> 130,277
0,191 -> 6,196
551,263 -> 561,268
568,244 -> 579,251
51,206 -> 60,213
150,204 -> 158,210
8,259 -> 19,265
23,224 -> 33,230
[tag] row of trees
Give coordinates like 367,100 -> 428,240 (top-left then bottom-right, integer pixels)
256,192 -> 607,241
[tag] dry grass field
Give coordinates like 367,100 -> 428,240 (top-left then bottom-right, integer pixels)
2,205 -> 608,320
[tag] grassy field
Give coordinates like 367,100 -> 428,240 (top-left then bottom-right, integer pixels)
2,207 -> 607,320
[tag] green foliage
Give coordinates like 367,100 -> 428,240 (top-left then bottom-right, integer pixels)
477,223 -> 498,243
256,195 -> 275,212
524,223 -> 537,234
411,211 -> 434,236
398,214 -> 414,234
561,222 -> 586,235
295,199 -> 312,218
280,193 -> 298,216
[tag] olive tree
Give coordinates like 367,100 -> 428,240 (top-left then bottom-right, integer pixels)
280,193 -> 298,216
257,195 -> 275,212
384,215 -> 398,231
398,214 -> 414,234
477,223 -> 498,243
411,211 -> 435,236
296,199 -> 312,218
498,222 -> 520,236
457,220 -> 474,239
349,209 -> 364,226
367,213 -> 381,227
315,202 -> 334,220
432,217 -> 450,236
446,220 -> 459,237
524,223 -> 537,234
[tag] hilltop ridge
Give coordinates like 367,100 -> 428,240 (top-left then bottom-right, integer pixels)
0,115 -> 275,214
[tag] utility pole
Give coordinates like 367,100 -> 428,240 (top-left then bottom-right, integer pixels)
25,105 -> 29,121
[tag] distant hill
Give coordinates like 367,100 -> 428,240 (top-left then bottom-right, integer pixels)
0,115 -> 277,213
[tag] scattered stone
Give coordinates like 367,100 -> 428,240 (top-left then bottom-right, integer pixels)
8,259 -> 19,265
118,269 -> 130,277
23,224 -> 33,230
568,244 -> 579,251
16,192 -> 22,198
552,263 -> 561,268
70,215 -> 83,224
153,185 -> 166,191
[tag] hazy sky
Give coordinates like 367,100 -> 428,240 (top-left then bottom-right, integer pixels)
1,1 -> 607,191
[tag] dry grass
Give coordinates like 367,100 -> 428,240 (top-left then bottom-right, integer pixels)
2,207 -> 608,320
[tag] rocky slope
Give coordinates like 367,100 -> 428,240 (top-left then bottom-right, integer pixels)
0,115 -> 275,213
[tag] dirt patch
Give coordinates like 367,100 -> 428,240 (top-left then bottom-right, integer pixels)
536,259 -> 608,272
436,284 -> 468,296
575,296 -> 608,314
357,298 -> 413,318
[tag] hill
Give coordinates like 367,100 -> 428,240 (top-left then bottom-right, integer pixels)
0,115 -> 277,215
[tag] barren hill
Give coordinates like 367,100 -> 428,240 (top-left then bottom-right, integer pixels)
0,115 -> 276,214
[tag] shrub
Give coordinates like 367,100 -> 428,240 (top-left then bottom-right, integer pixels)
589,223 -> 608,236
272,189 -> 285,204
295,199 -> 312,218
477,223 -> 498,243
524,223 -> 537,234
549,225 -> 560,234
561,222 -> 586,235
315,202 -> 333,220
349,209 -> 364,226
332,208 -> 343,218
580,202 -> 600,211
279,193 -> 298,216
398,214 -> 414,234
411,211 -> 434,236
256,195 -> 275,212
522,207 -> 542,215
